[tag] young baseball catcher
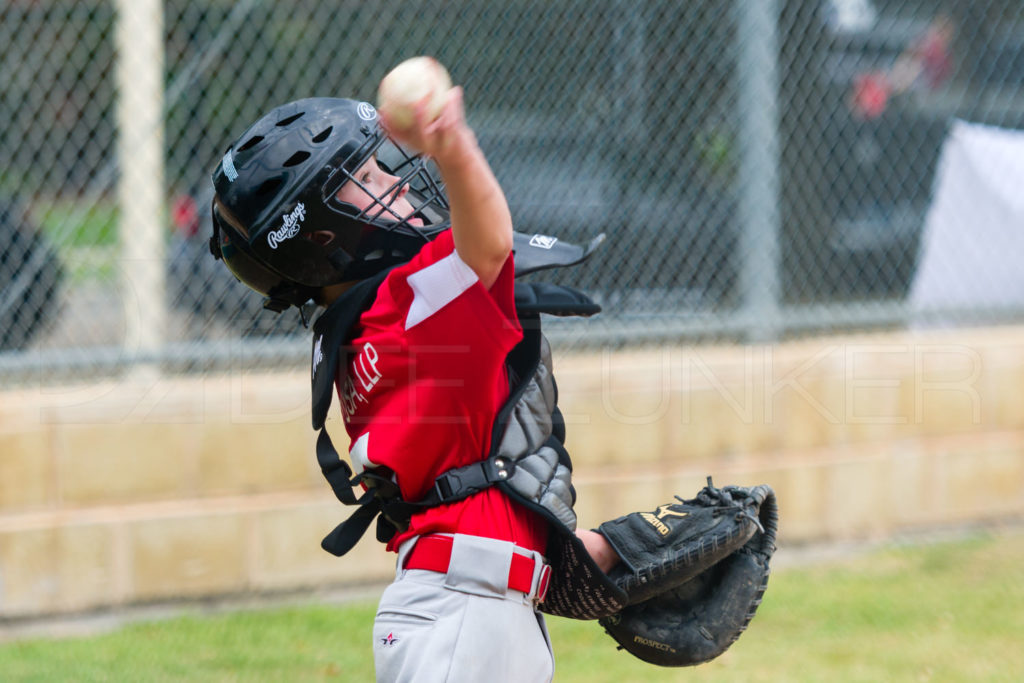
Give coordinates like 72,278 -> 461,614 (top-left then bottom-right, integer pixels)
209,61 -> 777,683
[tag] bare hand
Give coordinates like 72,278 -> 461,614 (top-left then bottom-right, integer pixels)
378,86 -> 468,164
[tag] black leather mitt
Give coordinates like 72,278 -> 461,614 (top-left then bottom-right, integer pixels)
599,482 -> 779,667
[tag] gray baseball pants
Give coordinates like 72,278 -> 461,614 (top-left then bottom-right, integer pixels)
372,533 -> 555,683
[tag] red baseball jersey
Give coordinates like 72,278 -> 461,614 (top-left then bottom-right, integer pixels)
338,230 -> 548,553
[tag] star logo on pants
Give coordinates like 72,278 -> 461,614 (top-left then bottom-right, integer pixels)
381,632 -> 399,647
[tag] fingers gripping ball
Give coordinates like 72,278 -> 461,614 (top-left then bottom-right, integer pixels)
600,484 -> 779,667
377,56 -> 452,129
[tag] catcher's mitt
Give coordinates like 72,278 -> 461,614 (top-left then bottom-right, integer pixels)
599,482 -> 778,667
596,478 -> 766,605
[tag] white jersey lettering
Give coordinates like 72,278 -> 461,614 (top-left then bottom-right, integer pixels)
342,342 -> 383,418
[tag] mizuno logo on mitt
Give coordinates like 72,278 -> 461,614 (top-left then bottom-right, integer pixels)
640,512 -> 671,535
655,504 -> 689,520
639,506 -> 689,535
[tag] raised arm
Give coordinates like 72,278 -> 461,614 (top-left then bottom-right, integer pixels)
379,87 -> 513,289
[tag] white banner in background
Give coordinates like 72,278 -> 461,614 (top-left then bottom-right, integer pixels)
910,119 -> 1024,315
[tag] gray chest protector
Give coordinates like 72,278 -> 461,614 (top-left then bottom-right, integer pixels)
494,327 -> 576,530
310,232 -> 628,619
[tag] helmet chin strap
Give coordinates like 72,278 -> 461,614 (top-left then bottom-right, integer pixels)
262,296 -> 291,313
263,292 -> 319,328
259,295 -> 316,329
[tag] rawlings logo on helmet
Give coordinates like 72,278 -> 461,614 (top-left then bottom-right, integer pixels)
267,203 -> 307,249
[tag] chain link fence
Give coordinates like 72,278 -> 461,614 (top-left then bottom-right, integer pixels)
3,0 -> 1024,384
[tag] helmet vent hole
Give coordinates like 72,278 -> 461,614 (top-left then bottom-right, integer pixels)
255,178 -> 282,196
276,112 -> 304,127
283,151 -> 310,167
311,127 -> 332,143
237,135 -> 263,152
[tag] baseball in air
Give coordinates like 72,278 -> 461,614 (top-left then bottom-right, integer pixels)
377,56 -> 452,129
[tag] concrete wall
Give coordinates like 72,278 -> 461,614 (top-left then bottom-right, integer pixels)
2,326 -> 1023,618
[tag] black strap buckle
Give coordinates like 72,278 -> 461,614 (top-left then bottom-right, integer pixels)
431,457 -> 513,503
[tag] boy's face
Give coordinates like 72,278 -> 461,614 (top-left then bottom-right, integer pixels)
335,156 -> 423,227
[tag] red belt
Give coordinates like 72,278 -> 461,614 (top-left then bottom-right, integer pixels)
404,535 -> 551,603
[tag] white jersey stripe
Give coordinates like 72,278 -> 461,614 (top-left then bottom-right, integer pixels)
405,249 -> 479,330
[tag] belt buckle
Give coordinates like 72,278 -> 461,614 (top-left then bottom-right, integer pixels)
535,563 -> 552,604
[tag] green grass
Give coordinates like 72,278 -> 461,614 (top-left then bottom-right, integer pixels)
28,199 -> 122,284
2,531 -> 1022,682
34,201 -> 120,249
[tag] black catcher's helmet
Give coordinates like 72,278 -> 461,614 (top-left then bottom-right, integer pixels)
210,97 -> 449,311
